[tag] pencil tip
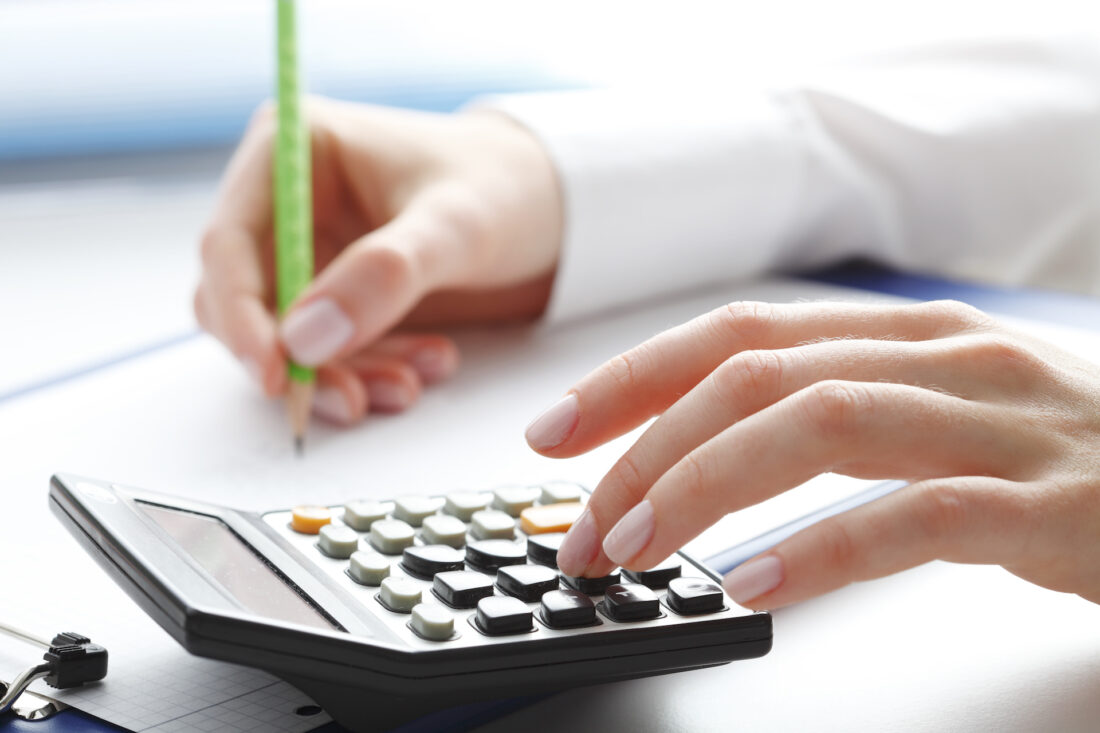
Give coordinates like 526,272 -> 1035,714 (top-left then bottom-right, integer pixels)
295,436 -> 304,457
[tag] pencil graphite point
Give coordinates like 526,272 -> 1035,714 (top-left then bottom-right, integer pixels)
295,435 -> 304,457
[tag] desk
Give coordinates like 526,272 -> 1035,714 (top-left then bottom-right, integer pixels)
4,156 -> 1100,733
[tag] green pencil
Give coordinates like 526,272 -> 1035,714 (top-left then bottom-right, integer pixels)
275,0 -> 314,455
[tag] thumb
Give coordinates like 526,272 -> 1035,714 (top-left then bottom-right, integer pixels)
279,186 -> 487,366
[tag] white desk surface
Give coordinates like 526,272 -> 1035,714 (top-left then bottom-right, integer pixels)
2,158 -> 1099,733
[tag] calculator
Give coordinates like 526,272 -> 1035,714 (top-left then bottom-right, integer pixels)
48,473 -> 772,732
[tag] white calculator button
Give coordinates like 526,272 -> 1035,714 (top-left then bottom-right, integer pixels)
490,486 -> 540,517
370,519 -> 416,554
318,524 -> 359,559
539,481 -> 584,505
342,500 -> 391,531
470,509 -> 515,540
392,496 -> 444,527
410,604 -> 455,641
420,515 -> 468,548
348,551 -> 391,586
379,576 -> 421,613
442,492 -> 490,521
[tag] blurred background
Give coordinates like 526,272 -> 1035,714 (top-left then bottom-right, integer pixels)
1,0 -> 1096,397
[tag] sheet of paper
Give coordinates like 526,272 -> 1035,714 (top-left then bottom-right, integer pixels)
2,275 -> 1098,731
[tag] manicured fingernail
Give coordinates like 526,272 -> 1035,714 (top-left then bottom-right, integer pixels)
312,386 -> 353,424
602,500 -> 655,565
723,555 -> 784,604
280,298 -> 355,367
410,345 -> 457,383
557,509 -> 598,576
241,357 -> 264,385
525,393 -> 579,451
366,380 -> 413,413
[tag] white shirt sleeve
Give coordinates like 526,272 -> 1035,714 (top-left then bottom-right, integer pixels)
480,37 -> 1100,323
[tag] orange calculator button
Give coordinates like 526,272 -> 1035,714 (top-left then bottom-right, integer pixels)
291,505 -> 332,534
520,502 -> 584,535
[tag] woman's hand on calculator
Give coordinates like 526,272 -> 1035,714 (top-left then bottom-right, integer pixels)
529,300 -> 1100,609
195,98 -> 562,424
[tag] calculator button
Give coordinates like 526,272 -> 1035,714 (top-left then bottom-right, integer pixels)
317,524 -> 359,559
539,481 -> 584,504
410,604 -> 455,641
490,486 -> 540,517
603,583 -> 661,622
470,509 -> 515,540
348,551 -> 391,586
433,570 -> 495,608
539,589 -> 597,628
526,532 -> 565,568
369,519 -> 416,554
379,576 -> 422,613
290,505 -> 332,534
666,577 -> 725,615
392,496 -> 443,527
562,571 -> 621,595
465,540 -> 527,572
621,557 -> 682,589
341,501 -> 391,531
497,564 -> 560,602
402,545 -> 465,578
420,514 -> 467,548
519,502 -> 584,535
443,491 -> 491,521
475,596 -> 533,635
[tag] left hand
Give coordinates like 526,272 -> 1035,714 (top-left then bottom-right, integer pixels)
526,300 -> 1100,609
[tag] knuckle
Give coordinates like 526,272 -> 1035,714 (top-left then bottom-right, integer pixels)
198,228 -> 223,269
713,349 -> 783,408
915,482 -> 970,546
956,333 -> 1048,377
812,516 -> 862,574
675,452 -> 711,509
604,452 -> 647,506
357,241 -> 417,295
796,380 -> 868,439
605,349 -> 644,396
917,299 -> 994,332
716,301 -> 775,345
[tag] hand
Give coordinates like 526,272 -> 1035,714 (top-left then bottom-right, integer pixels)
195,97 -> 562,423
527,300 -> 1100,608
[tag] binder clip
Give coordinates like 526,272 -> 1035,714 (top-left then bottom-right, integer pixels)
0,621 -> 108,721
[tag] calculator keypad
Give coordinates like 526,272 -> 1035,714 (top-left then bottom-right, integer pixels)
264,482 -> 740,648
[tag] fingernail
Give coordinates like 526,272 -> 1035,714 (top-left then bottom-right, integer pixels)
557,509 -> 599,576
241,357 -> 265,385
602,500 -> 655,565
410,346 -> 457,383
280,298 -> 355,367
723,555 -> 784,605
312,386 -> 353,424
365,380 -> 413,413
525,393 -> 579,451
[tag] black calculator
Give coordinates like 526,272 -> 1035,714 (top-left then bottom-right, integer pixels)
48,473 -> 772,732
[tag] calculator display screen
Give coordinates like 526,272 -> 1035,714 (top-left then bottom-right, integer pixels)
139,502 -> 337,631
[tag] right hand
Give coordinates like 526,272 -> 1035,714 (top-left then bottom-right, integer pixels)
194,97 -> 563,424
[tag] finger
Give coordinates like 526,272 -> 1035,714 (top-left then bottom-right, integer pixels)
198,105 -> 281,391
721,476 -> 1034,609
279,184 -> 493,367
311,365 -> 368,426
560,333 -> 1045,576
595,381 -> 1042,574
348,333 -> 460,385
344,354 -> 423,414
525,299 -> 995,457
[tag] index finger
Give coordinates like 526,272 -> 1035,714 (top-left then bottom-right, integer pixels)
196,105 -> 283,395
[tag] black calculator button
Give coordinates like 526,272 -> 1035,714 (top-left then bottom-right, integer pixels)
603,583 -> 661,622
666,577 -> 725,615
497,564 -> 559,602
561,570 -> 620,595
465,539 -> 527,572
622,557 -> 682,589
401,545 -> 465,578
526,532 -> 565,568
475,596 -> 534,635
539,589 -> 597,628
433,570 -> 495,608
